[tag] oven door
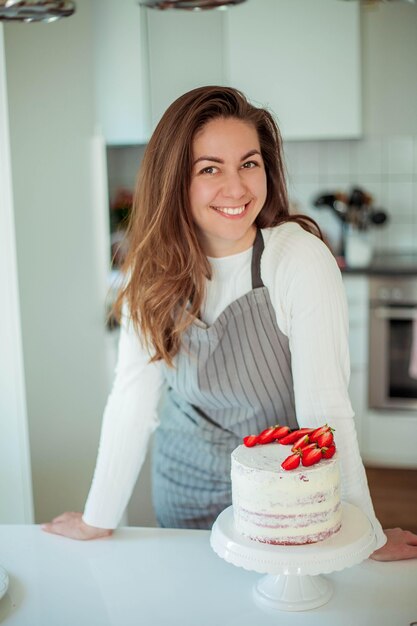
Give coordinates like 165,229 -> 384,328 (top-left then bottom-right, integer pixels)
369,305 -> 417,410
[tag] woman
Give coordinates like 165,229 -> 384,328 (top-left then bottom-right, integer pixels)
42,86 -> 416,560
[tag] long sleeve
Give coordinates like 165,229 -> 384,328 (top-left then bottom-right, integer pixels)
262,223 -> 386,549
82,314 -> 165,529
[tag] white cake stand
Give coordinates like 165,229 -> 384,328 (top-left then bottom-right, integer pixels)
210,502 -> 377,612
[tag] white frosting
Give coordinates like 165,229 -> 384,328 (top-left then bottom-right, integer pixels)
231,443 -> 342,544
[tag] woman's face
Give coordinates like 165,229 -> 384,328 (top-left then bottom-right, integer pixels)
189,117 -> 267,257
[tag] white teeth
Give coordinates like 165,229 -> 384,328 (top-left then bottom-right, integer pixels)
213,205 -> 246,215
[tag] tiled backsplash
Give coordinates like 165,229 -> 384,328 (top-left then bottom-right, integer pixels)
284,136 -> 417,255
107,136 -> 417,256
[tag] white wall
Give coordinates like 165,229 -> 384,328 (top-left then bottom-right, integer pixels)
0,27 -> 34,523
4,2 -> 111,523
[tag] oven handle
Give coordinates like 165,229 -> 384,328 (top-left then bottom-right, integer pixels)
373,306 -> 417,320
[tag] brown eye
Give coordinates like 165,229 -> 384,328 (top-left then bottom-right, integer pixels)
199,166 -> 218,175
241,161 -> 258,169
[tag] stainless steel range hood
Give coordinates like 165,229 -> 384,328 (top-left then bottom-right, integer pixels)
0,1 -> 76,23
140,0 -> 247,9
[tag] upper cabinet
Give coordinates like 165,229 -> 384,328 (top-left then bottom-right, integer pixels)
92,0 -> 361,144
92,0 -> 150,145
225,0 -> 361,140
146,9 -> 226,129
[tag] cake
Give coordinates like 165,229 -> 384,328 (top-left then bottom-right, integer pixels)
231,442 -> 342,545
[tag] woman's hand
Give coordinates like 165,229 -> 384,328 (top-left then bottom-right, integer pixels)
370,527 -> 417,561
41,512 -> 113,541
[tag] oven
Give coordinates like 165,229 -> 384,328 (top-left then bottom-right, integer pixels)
369,277 -> 417,410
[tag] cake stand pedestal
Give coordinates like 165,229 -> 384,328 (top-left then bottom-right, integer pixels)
210,502 -> 377,612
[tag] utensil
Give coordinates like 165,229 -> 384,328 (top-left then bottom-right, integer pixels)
313,192 -> 349,222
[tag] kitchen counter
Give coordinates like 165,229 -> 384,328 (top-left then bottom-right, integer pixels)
0,525 -> 416,625
341,252 -> 417,276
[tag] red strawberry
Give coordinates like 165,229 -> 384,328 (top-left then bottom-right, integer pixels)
279,428 -> 316,445
272,425 -> 290,440
291,434 -> 310,452
278,431 -> 302,445
295,428 -> 315,436
281,453 -> 301,471
300,442 -> 318,455
302,448 -> 322,467
310,424 -> 335,443
243,435 -> 258,447
257,427 -> 278,445
317,431 -> 334,448
321,444 -> 336,459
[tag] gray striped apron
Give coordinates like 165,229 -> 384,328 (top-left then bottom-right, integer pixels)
152,229 -> 298,529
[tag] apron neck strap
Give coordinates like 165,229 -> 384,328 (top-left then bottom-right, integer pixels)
251,228 -> 265,289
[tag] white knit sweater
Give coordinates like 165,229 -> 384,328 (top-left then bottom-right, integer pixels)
83,222 -> 386,549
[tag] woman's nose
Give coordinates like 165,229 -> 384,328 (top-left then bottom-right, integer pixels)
221,171 -> 246,199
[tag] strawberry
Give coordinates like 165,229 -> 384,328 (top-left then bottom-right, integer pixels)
281,453 -> 301,471
278,431 -> 303,445
295,428 -> 315,436
302,448 -> 322,467
321,444 -> 336,459
272,425 -> 290,440
317,431 -> 334,448
291,434 -> 310,452
300,442 -> 318,455
257,427 -> 278,445
243,435 -> 258,447
279,428 -> 316,445
310,424 -> 335,443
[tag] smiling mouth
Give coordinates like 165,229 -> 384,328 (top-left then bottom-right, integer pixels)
211,203 -> 249,216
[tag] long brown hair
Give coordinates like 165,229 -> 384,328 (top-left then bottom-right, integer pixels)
114,86 -> 321,366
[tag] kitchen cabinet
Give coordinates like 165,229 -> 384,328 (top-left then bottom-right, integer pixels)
343,273 -> 417,470
92,0 -> 360,144
146,9 -> 226,129
92,2 -> 226,143
225,0 -> 361,140
92,0 -> 150,145
343,275 -> 369,451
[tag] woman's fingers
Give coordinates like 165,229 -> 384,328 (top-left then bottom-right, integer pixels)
50,511 -> 77,524
370,527 -> 417,561
404,529 -> 417,546
41,512 -> 113,541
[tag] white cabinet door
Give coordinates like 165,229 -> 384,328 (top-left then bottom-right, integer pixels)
92,0 -> 150,145
225,0 -> 361,140
348,369 -> 366,451
343,275 -> 369,369
343,275 -> 369,451
147,9 -> 226,128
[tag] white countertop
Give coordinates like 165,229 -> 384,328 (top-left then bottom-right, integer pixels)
0,525 -> 416,626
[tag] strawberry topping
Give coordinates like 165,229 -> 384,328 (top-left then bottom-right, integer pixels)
281,452 -> 301,471
310,424 -> 335,444
243,435 -> 259,447
317,431 -> 334,448
291,434 -> 310,452
321,444 -> 336,459
242,422 -> 337,469
302,447 -> 323,467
